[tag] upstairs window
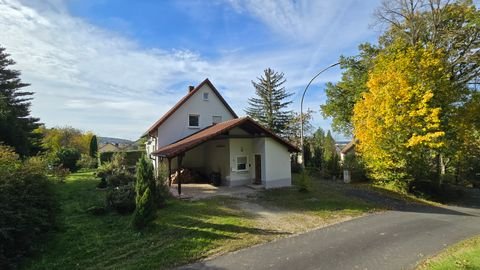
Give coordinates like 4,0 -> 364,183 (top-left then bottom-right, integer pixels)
236,156 -> 248,171
212,116 -> 222,124
203,92 -> 209,100
188,114 -> 200,128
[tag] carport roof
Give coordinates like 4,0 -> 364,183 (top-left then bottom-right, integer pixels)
151,117 -> 299,158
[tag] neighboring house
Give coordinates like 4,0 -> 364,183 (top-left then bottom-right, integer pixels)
98,143 -> 122,153
340,140 -> 356,162
143,78 -> 299,191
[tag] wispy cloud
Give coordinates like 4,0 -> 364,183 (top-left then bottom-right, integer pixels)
0,0 -> 380,140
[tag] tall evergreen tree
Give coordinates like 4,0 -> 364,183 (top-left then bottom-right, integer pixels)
0,47 -> 41,156
245,68 -> 293,136
89,135 -> 98,157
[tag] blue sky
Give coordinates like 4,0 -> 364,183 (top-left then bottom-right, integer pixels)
0,0 -> 383,140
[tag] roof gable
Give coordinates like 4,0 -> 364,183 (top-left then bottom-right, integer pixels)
143,78 -> 238,137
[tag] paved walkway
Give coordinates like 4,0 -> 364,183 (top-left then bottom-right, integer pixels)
169,183 -> 259,200
179,204 -> 480,270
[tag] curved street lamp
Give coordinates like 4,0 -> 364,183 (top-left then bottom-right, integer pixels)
300,62 -> 340,168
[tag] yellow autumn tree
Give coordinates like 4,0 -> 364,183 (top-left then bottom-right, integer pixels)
352,41 -> 451,189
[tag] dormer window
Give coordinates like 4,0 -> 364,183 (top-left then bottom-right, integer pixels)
188,114 -> 200,128
203,92 -> 209,100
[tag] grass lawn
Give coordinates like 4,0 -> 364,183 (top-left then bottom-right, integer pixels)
417,235 -> 480,270
23,172 -> 376,270
258,174 -> 376,219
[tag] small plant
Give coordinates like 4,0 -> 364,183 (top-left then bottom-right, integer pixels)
297,170 -> 312,193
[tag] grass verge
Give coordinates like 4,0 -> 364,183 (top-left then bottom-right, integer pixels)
417,235 -> 480,270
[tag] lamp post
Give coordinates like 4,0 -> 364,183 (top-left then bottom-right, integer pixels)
300,62 -> 340,168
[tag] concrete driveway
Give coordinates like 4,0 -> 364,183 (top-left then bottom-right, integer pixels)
179,203 -> 480,270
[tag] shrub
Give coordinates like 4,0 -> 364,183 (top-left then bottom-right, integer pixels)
0,145 -> 57,269
77,154 -> 97,169
52,165 -> 70,183
52,147 -> 81,172
297,170 -> 312,193
132,155 -> 157,229
106,185 -> 136,214
98,150 -> 144,167
132,187 -> 155,229
107,172 -> 135,188
96,161 -> 114,180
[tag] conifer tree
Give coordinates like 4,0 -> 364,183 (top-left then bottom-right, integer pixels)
132,155 -> 156,229
245,68 -> 293,136
89,135 -> 98,157
0,46 -> 41,156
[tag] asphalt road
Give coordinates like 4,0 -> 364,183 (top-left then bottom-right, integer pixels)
180,204 -> 480,270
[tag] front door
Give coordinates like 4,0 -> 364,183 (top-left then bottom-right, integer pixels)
254,154 -> 261,185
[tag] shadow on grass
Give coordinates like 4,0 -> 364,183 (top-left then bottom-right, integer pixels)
26,172 -> 289,270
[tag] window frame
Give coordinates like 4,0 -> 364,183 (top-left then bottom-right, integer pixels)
203,92 -> 209,101
188,114 -> 200,128
235,155 -> 248,172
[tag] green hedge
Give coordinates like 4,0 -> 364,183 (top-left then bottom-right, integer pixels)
98,150 -> 145,166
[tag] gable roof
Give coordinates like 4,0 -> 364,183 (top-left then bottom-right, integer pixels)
143,78 -> 238,137
152,117 -> 299,158
341,140 -> 356,154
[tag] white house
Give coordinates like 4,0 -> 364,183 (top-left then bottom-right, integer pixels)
143,79 -> 298,192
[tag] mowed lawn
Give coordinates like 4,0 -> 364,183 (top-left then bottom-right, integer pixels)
417,235 -> 480,270
23,172 -> 375,270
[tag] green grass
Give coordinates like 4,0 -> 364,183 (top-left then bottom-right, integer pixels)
256,174 -> 376,218
417,235 -> 480,270
23,172 -> 274,270
23,172 -> 377,270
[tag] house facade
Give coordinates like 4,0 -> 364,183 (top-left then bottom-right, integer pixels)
143,79 -> 298,191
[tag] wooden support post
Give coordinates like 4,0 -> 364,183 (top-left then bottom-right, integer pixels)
177,154 -> 184,195
168,158 -> 172,187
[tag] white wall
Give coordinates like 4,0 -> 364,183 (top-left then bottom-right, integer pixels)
264,138 -> 292,189
156,84 -> 236,148
227,138 -> 254,186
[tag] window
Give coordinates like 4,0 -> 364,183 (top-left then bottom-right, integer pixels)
203,92 -> 209,100
236,156 -> 248,171
212,115 -> 222,124
188,114 -> 199,128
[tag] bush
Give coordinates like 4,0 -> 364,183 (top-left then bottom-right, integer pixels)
132,155 -> 157,229
96,161 -> 115,180
52,165 -> 70,183
297,170 -> 312,193
77,154 -> 97,169
52,147 -> 81,172
98,150 -> 144,167
0,145 -> 57,269
106,185 -> 136,214
132,187 -> 155,229
107,172 -> 135,188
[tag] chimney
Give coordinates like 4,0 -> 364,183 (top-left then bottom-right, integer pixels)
188,85 -> 195,92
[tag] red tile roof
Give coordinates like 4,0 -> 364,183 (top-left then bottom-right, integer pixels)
143,78 -> 238,137
152,117 -> 299,158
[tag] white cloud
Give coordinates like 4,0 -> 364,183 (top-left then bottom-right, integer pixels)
0,0 -> 379,140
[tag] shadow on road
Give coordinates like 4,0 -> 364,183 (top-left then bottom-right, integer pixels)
344,186 -> 480,217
